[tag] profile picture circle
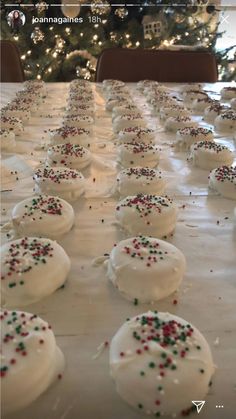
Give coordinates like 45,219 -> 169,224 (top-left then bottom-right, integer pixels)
7,10 -> 26,32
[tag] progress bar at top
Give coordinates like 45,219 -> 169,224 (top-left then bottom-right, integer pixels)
4,3 -> 236,7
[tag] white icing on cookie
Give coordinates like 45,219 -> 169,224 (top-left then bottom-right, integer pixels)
116,194 -> 177,238
63,114 -> 94,130
49,126 -> 91,147
118,127 -> 155,144
1,237 -> 71,306
208,165 -> 236,200
113,114 -> 146,133
47,143 -> 92,170
116,167 -> 166,197
107,237 -> 186,302
1,309 -> 64,414
110,311 -> 215,417
0,116 -> 23,135
220,86 -> 236,100
214,110 -> 236,132
175,127 -> 214,151
165,116 -> 198,133
188,141 -> 234,170
33,167 -> 85,202
117,143 -> 160,168
11,195 -> 75,239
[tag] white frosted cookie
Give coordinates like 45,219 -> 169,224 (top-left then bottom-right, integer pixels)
107,237 -> 186,302
191,97 -> 215,112
2,105 -> 30,123
149,95 -> 176,110
10,195 -> 75,239
0,129 -> 16,151
10,97 -> 38,114
33,167 -> 85,202
106,96 -> 132,112
113,114 -> 146,133
116,194 -> 177,238
117,143 -> 160,169
1,237 -> 70,307
116,167 -> 166,197
204,103 -> 229,122
49,126 -> 91,147
110,311 -> 215,417
103,79 -> 125,88
118,127 -> 155,144
1,309 -> 65,414
175,127 -> 214,151
220,86 -> 236,100
214,110 -> 236,132
179,83 -> 203,92
63,114 -> 94,130
208,165 -> 236,200
47,143 -> 91,170
66,104 -> 94,118
68,94 -> 94,106
183,89 -> 208,103
0,116 -> 23,135
112,104 -> 139,120
137,80 -> 159,91
188,141 -> 234,170
165,116 -> 198,132
230,98 -> 236,110
159,105 -> 190,120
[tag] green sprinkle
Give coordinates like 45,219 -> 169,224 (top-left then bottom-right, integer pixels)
149,362 -> 156,368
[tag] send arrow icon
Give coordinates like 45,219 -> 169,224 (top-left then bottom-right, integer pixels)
192,401 -> 205,414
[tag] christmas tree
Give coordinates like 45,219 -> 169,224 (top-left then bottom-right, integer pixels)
1,0 -> 235,82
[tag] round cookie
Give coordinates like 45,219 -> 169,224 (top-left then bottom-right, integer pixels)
63,114 -> 94,130
68,94 -> 94,106
107,236 -> 186,302
117,143 -> 160,169
180,83 -> 203,92
159,105 -> 189,120
116,167 -> 166,197
49,126 -> 91,147
110,311 -> 215,417
165,116 -> 198,132
188,141 -> 234,170
208,165 -> 236,200
182,89 -> 208,103
1,236 -> 71,306
1,309 -> 65,414
220,86 -> 236,100
10,195 -> 75,239
66,104 -> 94,118
116,194 -> 177,238
33,167 -> 85,202
191,97 -> 215,112
113,114 -> 146,133
175,127 -> 214,151
112,104 -> 139,120
118,127 -> 155,144
204,103 -> 229,122
0,129 -> 16,151
2,105 -> 31,123
0,115 -> 23,135
214,110 -> 236,132
106,96 -> 132,112
47,143 -> 92,170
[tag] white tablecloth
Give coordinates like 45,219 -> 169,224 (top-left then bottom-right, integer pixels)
1,83 -> 236,419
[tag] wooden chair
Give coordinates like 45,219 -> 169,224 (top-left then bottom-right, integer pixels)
0,40 -> 25,82
95,48 -> 218,83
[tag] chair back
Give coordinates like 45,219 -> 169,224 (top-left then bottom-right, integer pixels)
95,48 -> 218,83
0,40 -> 25,82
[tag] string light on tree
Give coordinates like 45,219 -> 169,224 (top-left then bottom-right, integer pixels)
91,0 -> 110,16
114,7 -> 129,20
31,27 -> 44,44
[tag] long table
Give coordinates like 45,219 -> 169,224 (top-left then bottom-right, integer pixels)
1,82 -> 236,419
